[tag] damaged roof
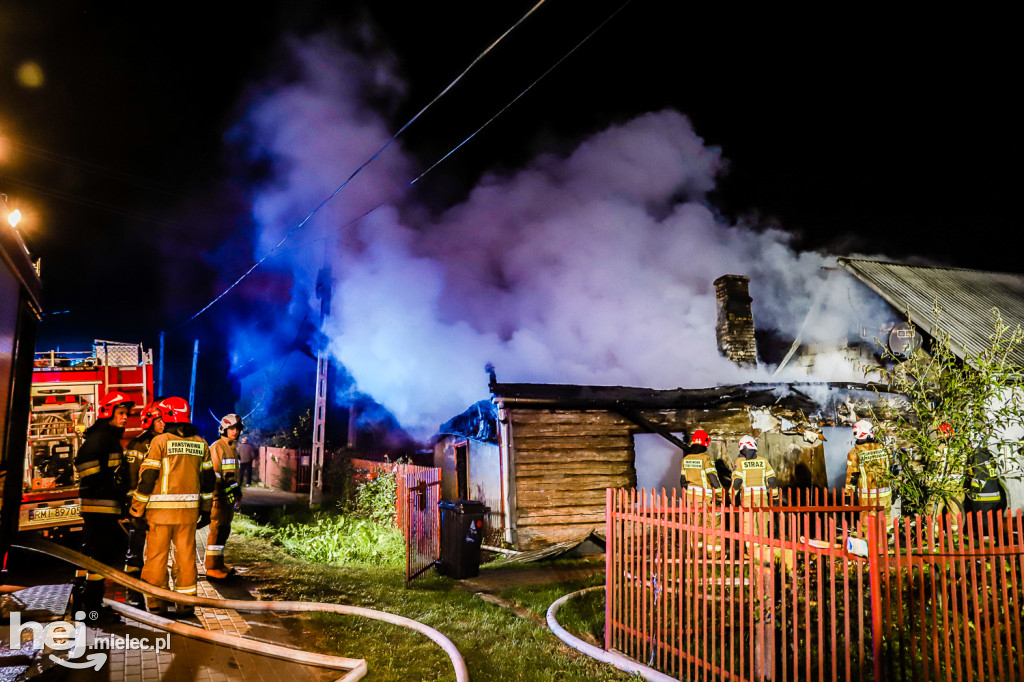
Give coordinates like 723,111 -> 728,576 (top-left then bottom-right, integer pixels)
490,380 -> 884,412
839,258 -> 1024,368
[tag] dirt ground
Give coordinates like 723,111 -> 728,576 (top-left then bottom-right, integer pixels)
459,556 -> 605,593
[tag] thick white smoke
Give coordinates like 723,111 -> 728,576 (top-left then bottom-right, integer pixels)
235,34 -> 890,438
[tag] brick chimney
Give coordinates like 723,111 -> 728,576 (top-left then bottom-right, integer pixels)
714,274 -> 757,368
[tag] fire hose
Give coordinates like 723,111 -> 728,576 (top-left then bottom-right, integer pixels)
15,537 -> 469,682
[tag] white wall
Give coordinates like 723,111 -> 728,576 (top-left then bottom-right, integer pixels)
633,432 -> 686,491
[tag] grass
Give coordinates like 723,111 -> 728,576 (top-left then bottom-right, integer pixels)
227,517 -> 635,681
234,511 -> 404,566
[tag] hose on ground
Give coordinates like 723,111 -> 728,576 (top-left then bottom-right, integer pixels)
16,537 -> 469,682
546,586 -> 675,682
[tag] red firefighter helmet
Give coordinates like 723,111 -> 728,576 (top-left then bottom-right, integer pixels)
738,435 -> 758,451
690,429 -> 710,447
140,402 -> 163,429
156,397 -> 191,424
97,391 -> 135,419
219,413 -> 244,436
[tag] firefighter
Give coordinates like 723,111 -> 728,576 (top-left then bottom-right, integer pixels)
927,422 -> 965,529
844,419 -> 893,530
730,435 -> 777,557
730,435 -> 778,507
118,401 -> 164,608
965,446 -> 1007,538
73,390 -> 134,623
130,397 -> 215,616
680,429 -> 724,504
205,413 -> 244,580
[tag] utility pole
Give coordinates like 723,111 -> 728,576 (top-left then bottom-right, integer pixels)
310,266 -> 332,506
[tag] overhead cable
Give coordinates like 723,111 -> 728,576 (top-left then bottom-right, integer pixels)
184,0 -> 551,324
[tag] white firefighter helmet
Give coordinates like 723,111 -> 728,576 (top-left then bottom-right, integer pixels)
738,435 -> 758,451
219,413 -> 244,436
853,419 -> 874,440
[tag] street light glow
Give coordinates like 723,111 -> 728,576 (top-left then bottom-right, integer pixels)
8,209 -> 22,228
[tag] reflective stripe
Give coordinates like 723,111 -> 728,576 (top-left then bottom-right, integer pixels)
77,461 -> 101,477
206,545 -> 225,555
220,459 -> 239,466
148,500 -> 200,509
107,455 -> 121,466
81,498 -> 120,508
858,488 -> 891,495
149,494 -> 200,502
175,585 -> 197,595
81,504 -> 121,514
141,458 -> 162,470
971,492 -> 1002,501
202,461 -> 214,470
133,491 -> 150,503
200,492 -> 213,500
86,573 -> 106,581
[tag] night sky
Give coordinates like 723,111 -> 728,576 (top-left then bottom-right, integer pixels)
1,1 -> 1018,435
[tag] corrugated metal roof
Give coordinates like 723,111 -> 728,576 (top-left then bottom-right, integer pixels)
838,258 -> 1024,367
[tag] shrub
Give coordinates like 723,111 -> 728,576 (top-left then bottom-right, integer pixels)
355,469 -> 397,525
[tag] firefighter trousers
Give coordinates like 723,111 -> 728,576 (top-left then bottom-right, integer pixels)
78,512 -> 124,611
205,501 -> 234,571
141,523 -> 198,611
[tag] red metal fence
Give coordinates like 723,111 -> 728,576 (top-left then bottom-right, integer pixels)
350,458 -> 437,532
606,488 -> 1024,681
405,468 -> 441,584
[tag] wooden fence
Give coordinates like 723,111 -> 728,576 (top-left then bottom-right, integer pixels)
606,488 -> 1024,681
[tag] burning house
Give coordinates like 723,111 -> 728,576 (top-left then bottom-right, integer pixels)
435,259 -> 1024,550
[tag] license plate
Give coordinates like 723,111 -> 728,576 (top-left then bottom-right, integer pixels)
29,504 -> 81,522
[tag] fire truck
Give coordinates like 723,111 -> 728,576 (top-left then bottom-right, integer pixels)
1,221 -> 42,558
21,341 -> 154,537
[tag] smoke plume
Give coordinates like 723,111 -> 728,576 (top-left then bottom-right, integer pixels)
229,33 -> 891,439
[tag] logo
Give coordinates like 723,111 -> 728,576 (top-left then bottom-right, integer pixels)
9,611 -> 170,670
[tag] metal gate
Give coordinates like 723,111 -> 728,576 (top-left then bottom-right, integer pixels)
405,468 -> 440,585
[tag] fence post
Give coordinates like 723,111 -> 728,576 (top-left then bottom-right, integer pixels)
866,513 -> 883,681
606,487 -> 613,652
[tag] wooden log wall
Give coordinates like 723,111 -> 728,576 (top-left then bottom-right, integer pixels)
510,409 -> 636,549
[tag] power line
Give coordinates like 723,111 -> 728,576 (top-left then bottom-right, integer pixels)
184,0 -> 552,324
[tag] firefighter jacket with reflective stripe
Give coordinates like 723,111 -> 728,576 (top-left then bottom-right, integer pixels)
845,442 -> 890,492
730,456 -> 778,491
120,430 -> 156,498
682,453 -> 722,489
210,436 -> 242,503
967,449 -> 1007,507
130,431 -> 215,524
74,420 -> 127,514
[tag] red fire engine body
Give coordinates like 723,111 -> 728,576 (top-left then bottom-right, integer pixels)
21,341 -> 154,536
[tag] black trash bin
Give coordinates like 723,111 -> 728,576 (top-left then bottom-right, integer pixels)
437,500 -> 488,579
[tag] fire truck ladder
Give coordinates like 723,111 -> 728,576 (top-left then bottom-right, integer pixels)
94,340 -> 150,411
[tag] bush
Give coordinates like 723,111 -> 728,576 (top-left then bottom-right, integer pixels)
354,470 -> 397,525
